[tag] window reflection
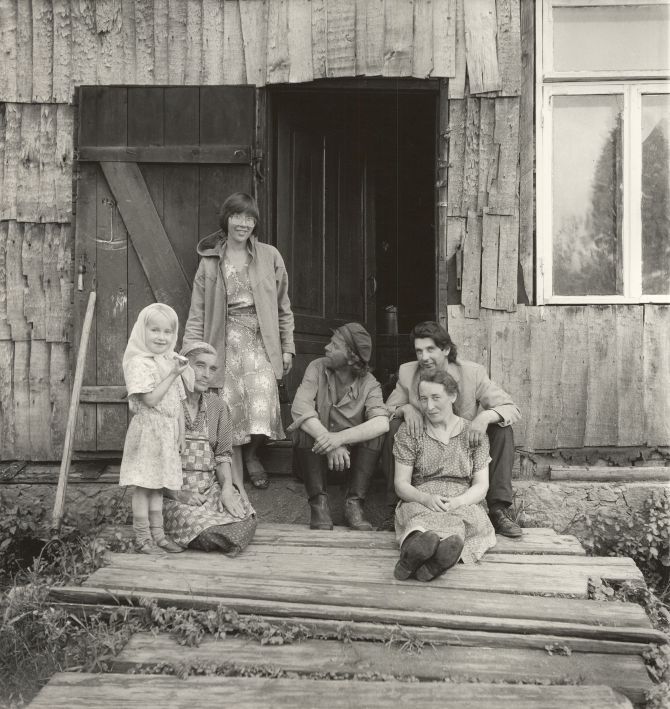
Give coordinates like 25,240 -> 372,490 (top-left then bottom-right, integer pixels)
641,94 -> 670,294
552,94 -> 624,296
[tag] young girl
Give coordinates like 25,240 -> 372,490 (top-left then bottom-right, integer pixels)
120,303 -> 188,555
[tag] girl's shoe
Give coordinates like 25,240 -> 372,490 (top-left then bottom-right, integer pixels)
156,538 -> 185,553
415,535 -> 464,582
394,531 -> 440,580
137,539 -> 167,556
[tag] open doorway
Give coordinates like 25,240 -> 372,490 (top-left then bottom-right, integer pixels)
271,83 -> 437,396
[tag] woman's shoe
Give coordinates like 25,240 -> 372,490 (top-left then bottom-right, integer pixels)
415,535 -> 464,582
394,531 -> 440,580
246,459 -> 270,489
137,540 -> 167,556
156,538 -> 185,553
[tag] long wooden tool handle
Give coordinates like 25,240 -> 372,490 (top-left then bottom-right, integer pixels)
52,291 -> 97,531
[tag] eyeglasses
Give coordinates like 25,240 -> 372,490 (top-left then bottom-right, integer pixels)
229,215 -> 256,227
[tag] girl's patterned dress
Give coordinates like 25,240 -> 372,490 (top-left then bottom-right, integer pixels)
163,393 -> 256,555
221,259 -> 284,445
393,418 -> 497,564
119,357 -> 183,491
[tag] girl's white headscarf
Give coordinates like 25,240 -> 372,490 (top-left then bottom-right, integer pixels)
123,303 -> 180,382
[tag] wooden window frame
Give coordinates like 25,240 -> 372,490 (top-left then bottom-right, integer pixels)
536,1 -> 670,304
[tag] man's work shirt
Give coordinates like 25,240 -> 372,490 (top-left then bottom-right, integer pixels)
385,358 -> 521,427
288,358 -> 389,433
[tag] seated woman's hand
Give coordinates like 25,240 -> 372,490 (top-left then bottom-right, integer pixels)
181,491 -> 207,506
219,485 -> 246,518
421,493 -> 450,512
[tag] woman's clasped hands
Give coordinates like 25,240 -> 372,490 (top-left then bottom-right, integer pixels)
422,493 -> 461,513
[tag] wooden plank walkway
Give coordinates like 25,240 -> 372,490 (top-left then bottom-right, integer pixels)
40,523 -> 662,707
29,674 -> 633,709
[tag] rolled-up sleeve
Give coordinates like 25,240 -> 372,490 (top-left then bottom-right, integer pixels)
288,360 -> 321,430
475,369 -> 521,427
183,261 -> 206,349
364,380 -> 389,420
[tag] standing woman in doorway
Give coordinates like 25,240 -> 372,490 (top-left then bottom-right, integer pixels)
183,192 -> 295,490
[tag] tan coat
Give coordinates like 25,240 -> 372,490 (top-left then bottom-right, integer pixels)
386,359 -> 521,427
182,234 -> 295,388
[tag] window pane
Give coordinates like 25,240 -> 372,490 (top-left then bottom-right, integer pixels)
553,4 -> 670,73
552,94 -> 624,296
641,93 -> 670,294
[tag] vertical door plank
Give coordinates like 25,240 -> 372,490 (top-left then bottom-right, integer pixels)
477,98 -> 496,212
39,105 -> 58,223
44,224 -> 72,343
239,0 -> 268,87
6,221 -> 31,340
643,305 -> 670,446
223,0 -> 246,84
164,88 -> 199,295
437,82 -> 450,324
121,0 -> 137,84
96,0 -> 125,85
496,211 -> 519,312
16,105 -> 41,222
382,0 -> 413,77
461,98 -> 481,216
447,99 -> 466,217
287,0 -> 314,84
127,88 -> 164,330
327,0 -> 356,78
480,212 -> 499,310
433,0 -> 456,78
95,88 -> 128,451
0,104 -> 20,221
615,306 -> 644,446
488,97 -> 520,216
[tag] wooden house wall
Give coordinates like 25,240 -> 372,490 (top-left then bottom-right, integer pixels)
0,0 -> 667,459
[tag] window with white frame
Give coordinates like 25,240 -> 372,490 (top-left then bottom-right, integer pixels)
538,0 -> 670,303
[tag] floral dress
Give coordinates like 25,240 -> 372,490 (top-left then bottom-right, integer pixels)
393,418 -> 497,564
119,356 -> 184,491
163,393 -> 256,555
222,259 -> 284,445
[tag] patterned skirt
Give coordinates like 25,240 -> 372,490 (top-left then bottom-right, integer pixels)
395,479 -> 497,564
221,314 -> 284,446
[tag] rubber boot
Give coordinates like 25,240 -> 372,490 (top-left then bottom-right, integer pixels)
343,447 -> 378,531
294,447 -> 333,530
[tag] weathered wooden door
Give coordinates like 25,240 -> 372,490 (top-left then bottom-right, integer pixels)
275,94 -> 376,397
74,86 -> 255,452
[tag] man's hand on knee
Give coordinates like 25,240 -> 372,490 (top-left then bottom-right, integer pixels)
327,446 -> 351,472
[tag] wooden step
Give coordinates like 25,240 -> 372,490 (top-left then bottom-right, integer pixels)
27,673 -> 634,708
112,632 -> 653,703
550,465 -> 670,482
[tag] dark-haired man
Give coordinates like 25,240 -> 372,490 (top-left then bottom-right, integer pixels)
289,323 -> 390,531
383,321 -> 522,537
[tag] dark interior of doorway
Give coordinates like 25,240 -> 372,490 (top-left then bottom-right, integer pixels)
272,85 -> 436,390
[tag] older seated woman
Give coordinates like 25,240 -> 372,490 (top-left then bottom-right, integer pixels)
163,342 -> 256,555
393,370 -> 497,581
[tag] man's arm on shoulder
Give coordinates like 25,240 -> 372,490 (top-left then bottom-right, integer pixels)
472,363 -> 521,426
385,362 -> 416,417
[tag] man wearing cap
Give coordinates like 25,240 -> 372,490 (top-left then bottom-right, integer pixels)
288,323 -> 390,531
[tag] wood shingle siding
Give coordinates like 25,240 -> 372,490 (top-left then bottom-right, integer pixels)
448,304 -> 670,449
0,0 -> 518,103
